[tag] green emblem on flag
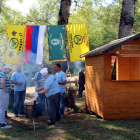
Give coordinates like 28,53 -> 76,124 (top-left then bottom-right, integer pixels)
47,25 -> 66,61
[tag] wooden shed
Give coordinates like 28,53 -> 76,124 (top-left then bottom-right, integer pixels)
81,33 -> 140,120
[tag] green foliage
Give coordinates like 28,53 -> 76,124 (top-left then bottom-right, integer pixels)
0,0 -> 140,75
0,33 -> 5,66
133,0 -> 140,34
0,0 -> 59,74
69,0 -> 140,50
69,1 -> 121,50
26,0 -> 60,25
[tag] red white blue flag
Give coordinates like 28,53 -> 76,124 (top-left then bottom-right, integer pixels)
24,25 -> 46,64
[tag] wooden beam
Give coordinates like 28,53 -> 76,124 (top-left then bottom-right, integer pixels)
116,56 -> 118,80
110,54 -> 140,57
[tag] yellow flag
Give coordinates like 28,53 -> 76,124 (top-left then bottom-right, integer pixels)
66,24 -> 90,62
4,25 -> 26,64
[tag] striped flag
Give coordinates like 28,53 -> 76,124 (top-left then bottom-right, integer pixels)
24,25 -> 46,64
24,26 -> 33,63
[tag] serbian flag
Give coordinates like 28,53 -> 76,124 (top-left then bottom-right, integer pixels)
24,25 -> 46,64
4,25 -> 26,64
66,24 -> 90,62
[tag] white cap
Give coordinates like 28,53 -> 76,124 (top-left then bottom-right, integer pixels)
2,64 -> 14,70
40,68 -> 48,76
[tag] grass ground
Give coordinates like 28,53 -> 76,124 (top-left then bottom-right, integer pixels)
1,87 -> 140,140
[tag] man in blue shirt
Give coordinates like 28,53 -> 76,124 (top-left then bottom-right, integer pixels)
36,68 -> 61,126
33,66 -> 41,88
11,65 -> 27,117
0,64 -> 14,129
36,64 -> 46,116
54,64 -> 67,118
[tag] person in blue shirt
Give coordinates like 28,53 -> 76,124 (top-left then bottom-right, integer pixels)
33,66 -> 41,88
0,64 -> 14,129
35,64 -> 46,116
11,65 -> 27,117
36,68 -> 61,126
54,64 -> 67,118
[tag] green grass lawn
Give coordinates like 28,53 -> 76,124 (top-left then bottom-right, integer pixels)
1,88 -> 140,140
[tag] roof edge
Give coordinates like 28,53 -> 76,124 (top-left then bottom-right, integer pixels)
80,33 -> 140,58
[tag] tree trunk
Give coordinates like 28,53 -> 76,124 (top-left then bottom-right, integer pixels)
56,0 -> 71,72
58,0 -> 71,25
112,0 -> 137,80
118,0 -> 137,38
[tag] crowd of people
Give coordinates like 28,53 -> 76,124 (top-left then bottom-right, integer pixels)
0,63 -> 85,129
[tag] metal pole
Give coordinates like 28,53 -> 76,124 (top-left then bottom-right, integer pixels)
33,118 -> 35,130
22,118 -> 26,127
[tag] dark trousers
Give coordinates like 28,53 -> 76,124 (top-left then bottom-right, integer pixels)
48,92 -> 61,124
46,97 -> 49,116
60,92 -> 65,117
37,94 -> 45,115
13,90 -> 26,115
79,84 -> 84,98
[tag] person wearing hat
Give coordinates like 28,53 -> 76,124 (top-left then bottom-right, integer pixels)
78,68 -> 85,98
11,65 -> 27,117
36,68 -> 61,126
0,64 -> 13,129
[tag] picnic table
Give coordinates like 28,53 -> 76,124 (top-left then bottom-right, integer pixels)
67,80 -> 78,86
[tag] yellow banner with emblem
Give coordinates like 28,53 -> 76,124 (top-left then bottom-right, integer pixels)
4,25 -> 26,64
66,24 -> 90,62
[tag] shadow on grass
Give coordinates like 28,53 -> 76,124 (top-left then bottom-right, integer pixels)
1,112 -> 140,140
59,116 -> 140,140
1,91 -> 140,140
0,115 -> 52,140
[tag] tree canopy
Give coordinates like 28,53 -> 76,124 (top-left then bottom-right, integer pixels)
0,0 -> 140,76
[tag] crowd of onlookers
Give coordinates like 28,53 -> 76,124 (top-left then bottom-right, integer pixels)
0,63 -> 85,129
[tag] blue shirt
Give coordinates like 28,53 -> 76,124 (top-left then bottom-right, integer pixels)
44,74 -> 60,98
33,72 -> 39,87
55,71 -> 67,93
33,72 -> 39,82
0,72 -> 11,91
11,72 -> 26,91
40,75 -> 46,86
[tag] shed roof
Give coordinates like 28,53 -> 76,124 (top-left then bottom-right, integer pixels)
80,33 -> 140,58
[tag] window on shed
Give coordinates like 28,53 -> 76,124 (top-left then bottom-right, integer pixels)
112,56 -> 140,80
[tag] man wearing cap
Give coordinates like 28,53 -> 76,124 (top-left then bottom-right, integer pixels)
36,68 -> 61,126
54,64 -> 67,118
78,68 -> 85,98
11,65 -> 27,117
0,64 -> 13,129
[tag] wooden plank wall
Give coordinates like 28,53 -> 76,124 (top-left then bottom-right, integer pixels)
85,55 -> 104,117
131,57 -> 140,80
117,57 -> 140,80
104,53 -> 140,119
117,57 -> 131,80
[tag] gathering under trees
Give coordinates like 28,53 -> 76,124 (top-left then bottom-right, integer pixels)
1,0 -> 140,138
0,0 -> 140,76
